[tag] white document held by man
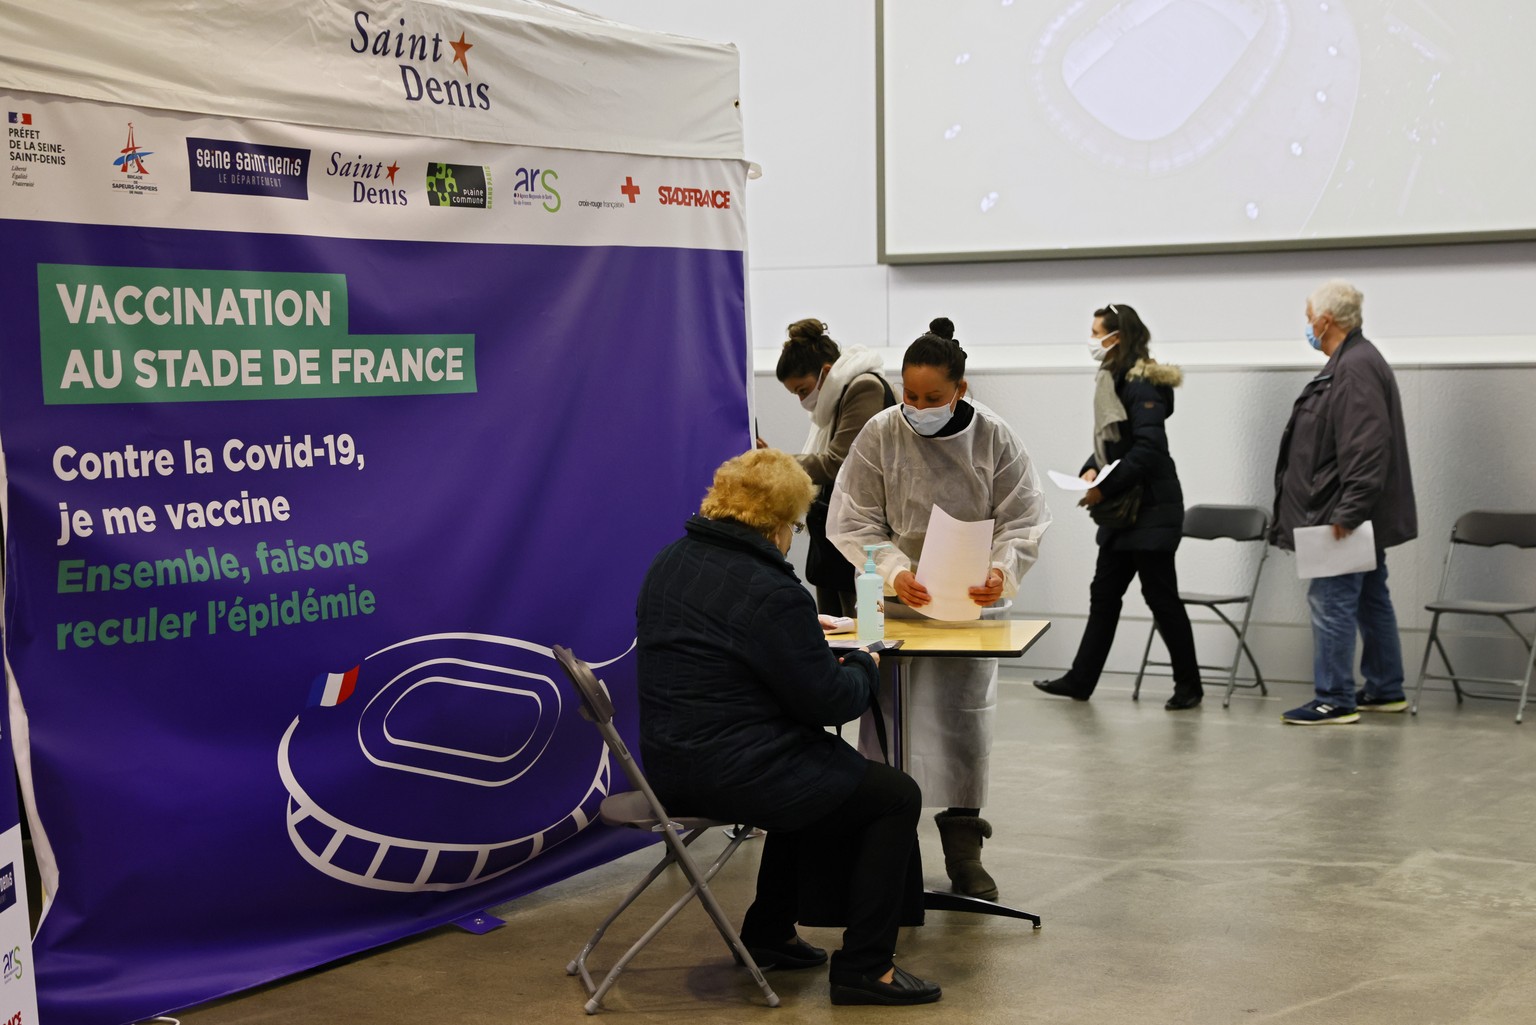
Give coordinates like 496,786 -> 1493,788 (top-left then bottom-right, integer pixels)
1046,460 -> 1119,493
914,504 -> 995,621
1293,521 -> 1377,579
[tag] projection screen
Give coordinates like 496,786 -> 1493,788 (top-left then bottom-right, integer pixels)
879,0 -> 1536,262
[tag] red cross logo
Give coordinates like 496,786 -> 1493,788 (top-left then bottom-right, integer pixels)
620,176 -> 640,203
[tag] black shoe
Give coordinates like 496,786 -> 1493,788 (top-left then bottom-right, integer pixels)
735,935 -> 827,971
1033,678 -> 1091,701
1164,691 -> 1203,710
830,964 -> 942,1006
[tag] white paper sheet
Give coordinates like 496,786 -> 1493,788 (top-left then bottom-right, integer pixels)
1293,521 -> 1377,579
1046,460 -> 1119,492
913,505 -> 995,622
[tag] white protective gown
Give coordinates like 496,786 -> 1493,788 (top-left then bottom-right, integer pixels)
827,400 -> 1050,808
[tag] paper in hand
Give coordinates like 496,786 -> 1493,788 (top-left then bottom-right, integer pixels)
1293,521 -> 1376,579
1047,460 -> 1119,492
913,505 -> 994,622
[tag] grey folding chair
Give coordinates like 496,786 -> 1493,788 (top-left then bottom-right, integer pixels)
1132,504 -> 1271,708
552,646 -> 778,1014
1410,511 -> 1536,724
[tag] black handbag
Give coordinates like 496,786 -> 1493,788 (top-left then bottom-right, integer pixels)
803,491 -> 852,590
1087,484 -> 1144,529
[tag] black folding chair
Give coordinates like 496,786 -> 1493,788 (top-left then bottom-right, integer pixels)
1132,504 -> 1271,708
1410,511 -> 1536,724
552,646 -> 778,1013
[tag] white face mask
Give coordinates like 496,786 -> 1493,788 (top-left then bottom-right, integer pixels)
902,397 -> 956,436
1088,330 -> 1118,361
798,367 -> 828,413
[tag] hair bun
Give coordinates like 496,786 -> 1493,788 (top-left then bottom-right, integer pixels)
928,317 -> 955,340
786,318 -> 827,343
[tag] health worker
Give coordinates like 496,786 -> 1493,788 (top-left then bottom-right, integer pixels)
827,317 -> 1050,902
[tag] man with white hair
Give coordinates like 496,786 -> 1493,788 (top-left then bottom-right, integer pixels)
1271,280 -> 1418,724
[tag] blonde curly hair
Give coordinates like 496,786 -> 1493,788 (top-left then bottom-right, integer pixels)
700,449 -> 817,534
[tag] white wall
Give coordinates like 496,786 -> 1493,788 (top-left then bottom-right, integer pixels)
756,362 -> 1536,685
585,1 -> 1536,685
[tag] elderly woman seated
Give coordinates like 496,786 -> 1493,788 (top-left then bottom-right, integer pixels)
635,448 -> 940,1006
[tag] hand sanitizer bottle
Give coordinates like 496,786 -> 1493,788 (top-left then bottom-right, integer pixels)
856,544 -> 892,643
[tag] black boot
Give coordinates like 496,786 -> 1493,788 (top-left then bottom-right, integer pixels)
1165,687 -> 1203,710
934,812 -> 999,901
1033,676 -> 1092,701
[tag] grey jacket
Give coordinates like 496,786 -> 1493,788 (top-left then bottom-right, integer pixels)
1270,330 -> 1417,551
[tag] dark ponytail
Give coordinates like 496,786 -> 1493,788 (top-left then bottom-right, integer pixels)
902,317 -> 967,382
775,318 -> 840,382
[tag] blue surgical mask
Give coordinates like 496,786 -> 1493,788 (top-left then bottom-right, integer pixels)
1305,324 -> 1323,351
902,398 -> 956,436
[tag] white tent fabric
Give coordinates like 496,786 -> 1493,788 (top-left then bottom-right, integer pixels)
3,3 -> 751,1019
0,0 -> 744,159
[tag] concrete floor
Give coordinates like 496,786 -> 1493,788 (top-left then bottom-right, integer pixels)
179,669 -> 1536,1025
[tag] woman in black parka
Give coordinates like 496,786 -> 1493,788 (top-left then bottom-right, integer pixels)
1034,303 -> 1204,709
636,448 -> 941,1007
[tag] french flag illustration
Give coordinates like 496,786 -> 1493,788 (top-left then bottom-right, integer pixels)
8,112 -> 32,125
308,666 -> 360,707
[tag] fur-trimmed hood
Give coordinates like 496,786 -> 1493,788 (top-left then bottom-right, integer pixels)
1125,358 -> 1183,387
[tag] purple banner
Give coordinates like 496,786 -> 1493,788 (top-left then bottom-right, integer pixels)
0,216 -> 748,1024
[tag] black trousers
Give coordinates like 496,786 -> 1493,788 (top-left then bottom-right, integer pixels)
1064,547 -> 1202,695
739,760 -> 920,977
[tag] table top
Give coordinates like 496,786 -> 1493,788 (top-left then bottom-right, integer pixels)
831,618 -> 1050,658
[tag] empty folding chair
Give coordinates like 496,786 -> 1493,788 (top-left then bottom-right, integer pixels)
1132,504 -> 1271,708
552,645 -> 778,1014
1410,511 -> 1536,724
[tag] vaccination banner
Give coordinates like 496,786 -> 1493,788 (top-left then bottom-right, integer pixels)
0,694 -> 39,1025
1,87 -> 748,1024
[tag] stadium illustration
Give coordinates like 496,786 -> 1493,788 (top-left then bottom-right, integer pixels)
1029,0 -> 1359,178
277,632 -> 628,892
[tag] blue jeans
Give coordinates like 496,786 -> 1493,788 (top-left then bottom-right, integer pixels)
1307,548 -> 1406,708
